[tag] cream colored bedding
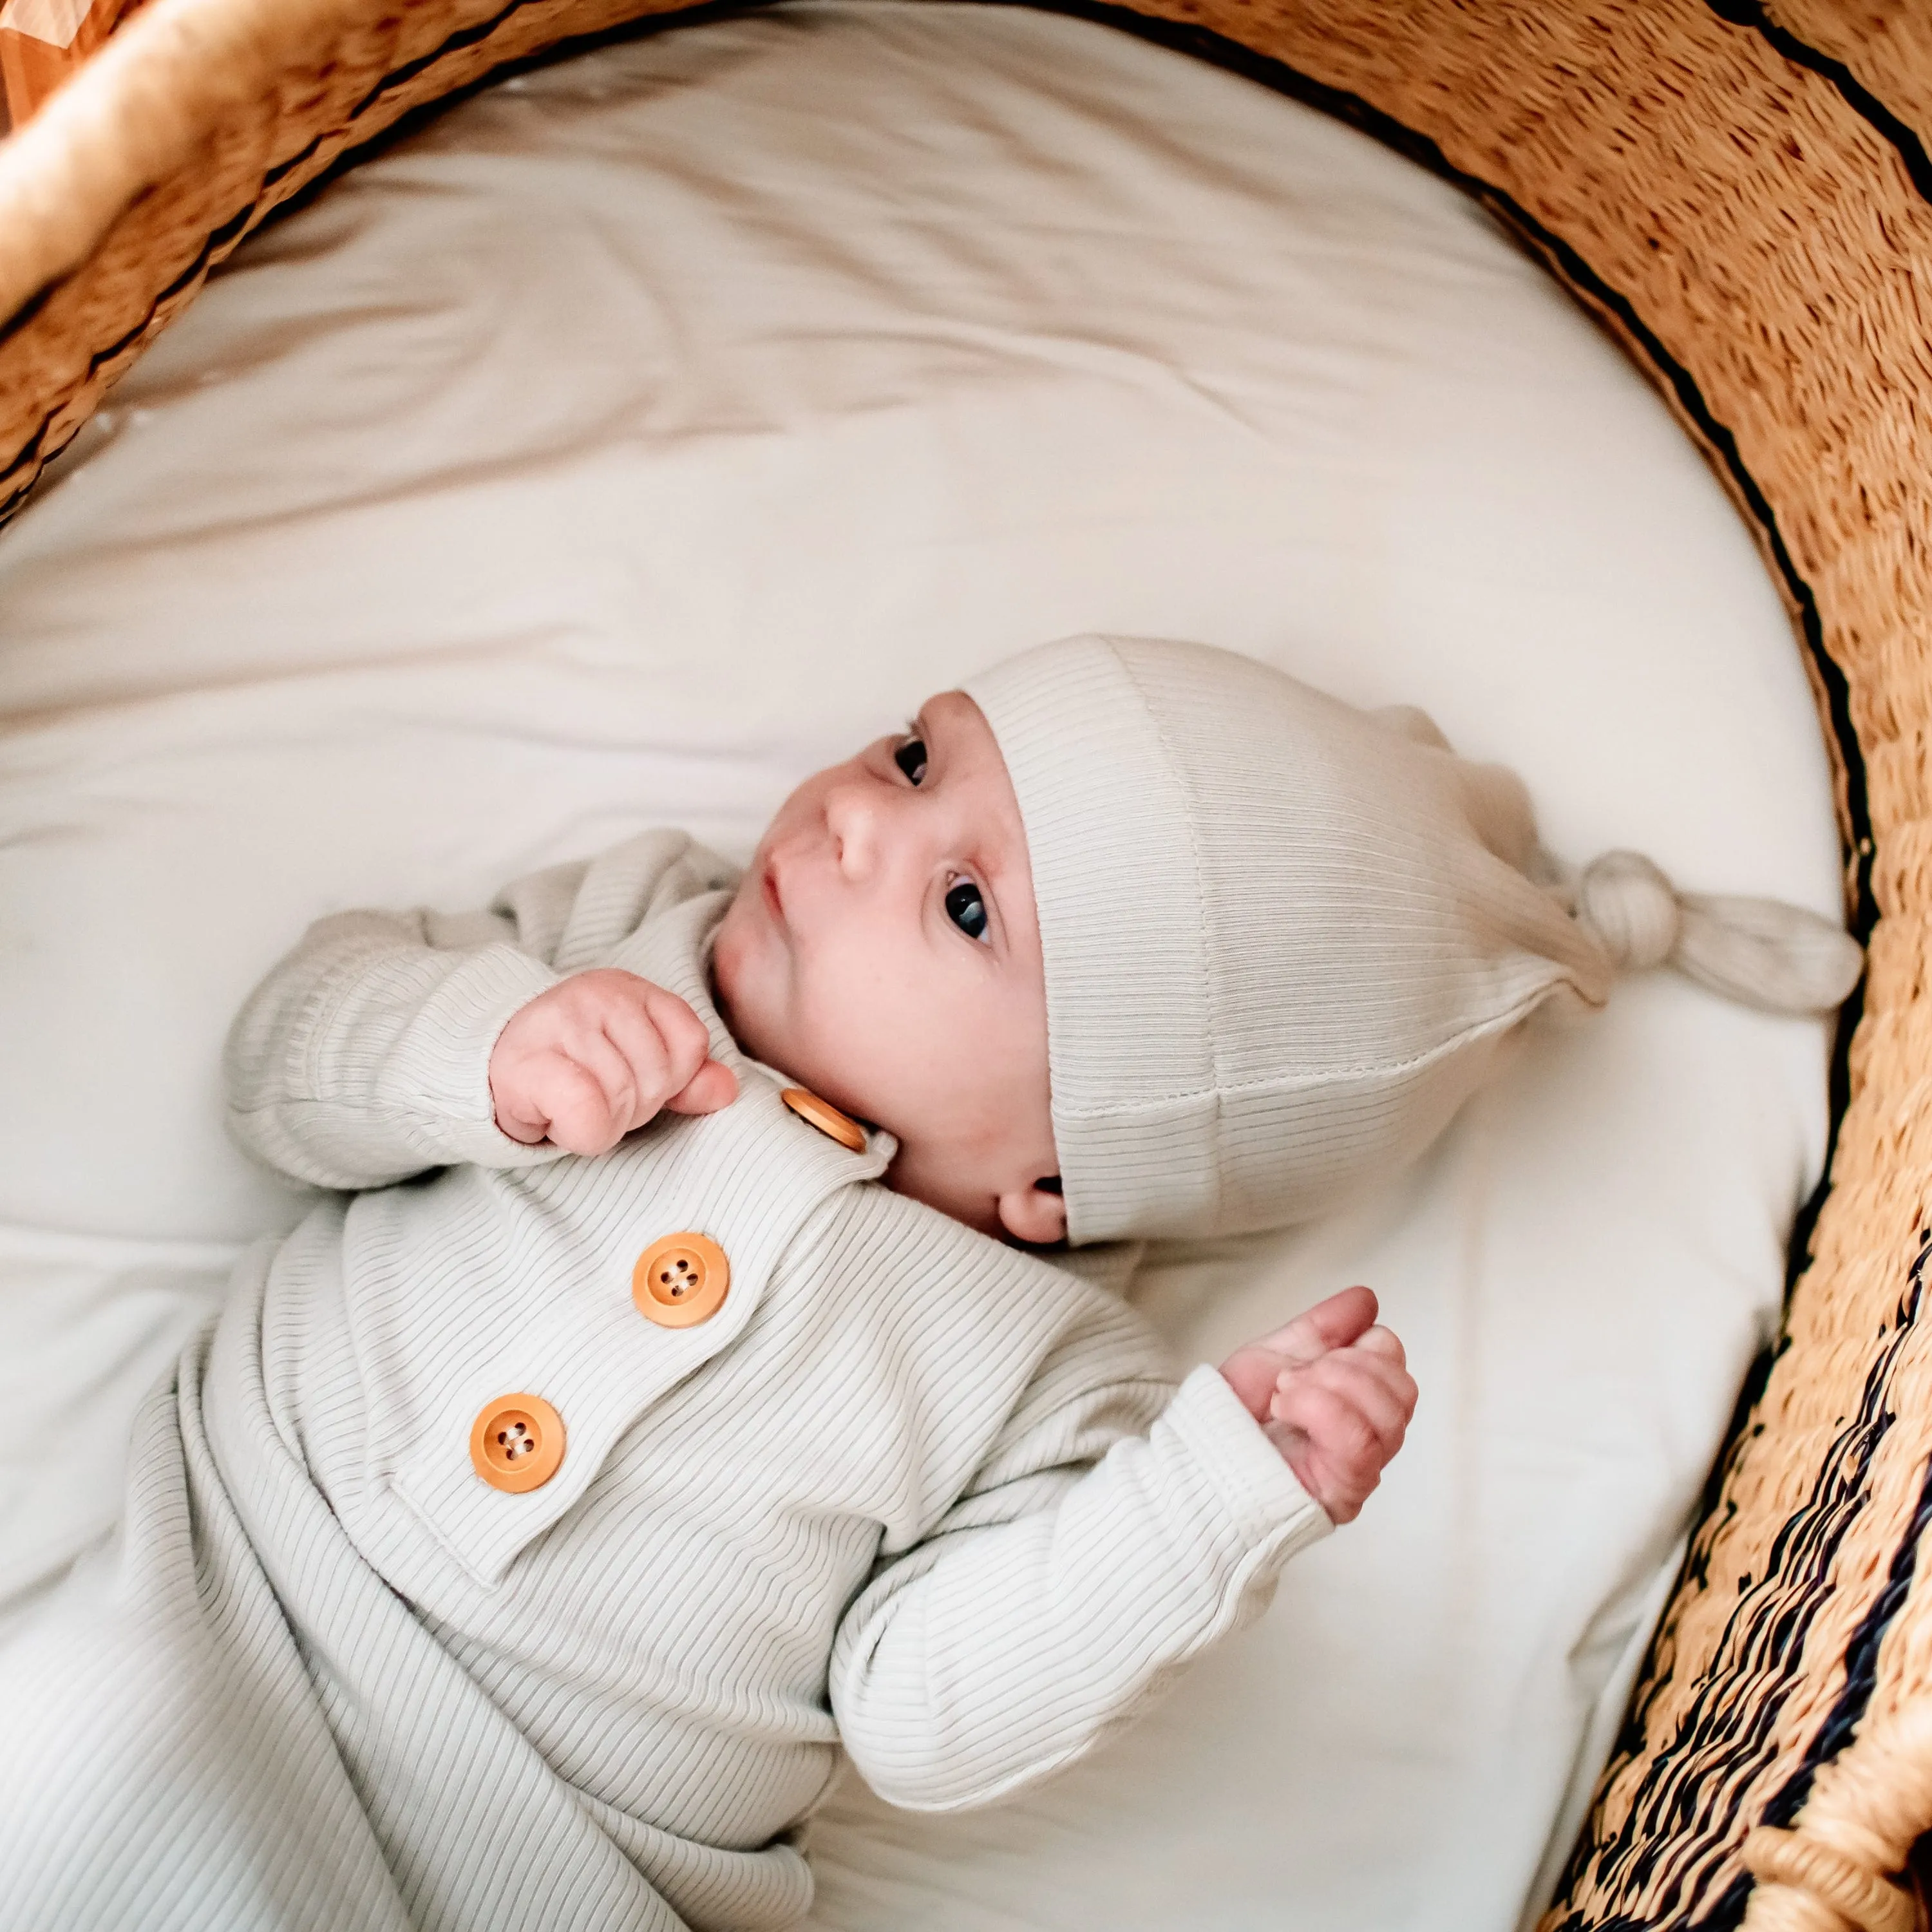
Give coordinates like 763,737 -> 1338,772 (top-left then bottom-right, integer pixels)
0,6 -> 1841,1925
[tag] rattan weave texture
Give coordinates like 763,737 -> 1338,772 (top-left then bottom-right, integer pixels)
1,2 -> 1927,1926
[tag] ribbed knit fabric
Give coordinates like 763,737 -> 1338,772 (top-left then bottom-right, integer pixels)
966,636 -> 1862,1245
0,830 -> 1326,1932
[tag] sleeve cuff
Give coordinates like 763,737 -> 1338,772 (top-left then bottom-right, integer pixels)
381,943 -> 565,1166
1162,1363 -> 1333,1552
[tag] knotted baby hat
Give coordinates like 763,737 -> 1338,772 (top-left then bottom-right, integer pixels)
964,635 -> 1863,1247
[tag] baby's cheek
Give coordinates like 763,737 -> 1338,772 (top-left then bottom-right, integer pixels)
767,960 -> 893,1116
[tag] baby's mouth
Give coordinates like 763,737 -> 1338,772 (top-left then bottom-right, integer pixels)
761,858 -> 785,926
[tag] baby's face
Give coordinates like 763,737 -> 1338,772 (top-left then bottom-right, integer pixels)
712,691 -> 1065,1244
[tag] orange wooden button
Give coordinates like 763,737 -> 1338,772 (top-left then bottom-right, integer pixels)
781,1086 -> 866,1152
632,1231 -> 731,1329
470,1394 -> 565,1493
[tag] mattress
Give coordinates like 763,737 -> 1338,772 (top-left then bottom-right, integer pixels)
0,3 -> 1843,1925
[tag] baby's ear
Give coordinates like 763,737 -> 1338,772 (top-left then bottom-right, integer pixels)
997,1179 -> 1068,1247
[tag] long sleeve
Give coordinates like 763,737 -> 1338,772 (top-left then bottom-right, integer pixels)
223,831 -> 738,1190
829,1356 -> 1331,1814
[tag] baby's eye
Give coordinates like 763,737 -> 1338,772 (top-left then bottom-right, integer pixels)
894,737 -> 928,786
945,877 -> 989,942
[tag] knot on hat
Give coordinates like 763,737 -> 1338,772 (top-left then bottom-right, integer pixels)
1565,848 -> 1864,1016
1575,851 -> 1680,972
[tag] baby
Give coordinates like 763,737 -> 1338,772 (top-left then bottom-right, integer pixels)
0,636 -> 1859,1932
488,681 -> 1409,1513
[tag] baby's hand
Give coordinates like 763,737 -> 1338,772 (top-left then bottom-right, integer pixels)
489,970 -> 737,1156
1218,1285 -> 1416,1525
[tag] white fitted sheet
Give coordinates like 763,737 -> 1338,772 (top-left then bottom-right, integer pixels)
0,4 -> 1841,1926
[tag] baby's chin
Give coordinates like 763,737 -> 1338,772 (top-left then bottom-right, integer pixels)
707,887 -> 775,1059
710,898 -> 849,1110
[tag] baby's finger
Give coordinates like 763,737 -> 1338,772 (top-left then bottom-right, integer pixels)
531,1054 -> 627,1156
1264,1409 -> 1383,1524
1291,1344 -> 1417,1422
1278,1353 -> 1413,1458
1269,1378 -> 1380,1473
665,1059 -> 738,1115
562,1022 -> 649,1135
1352,1325 -> 1408,1370
595,994 -> 676,1125
1249,1285 -> 1379,1368
492,1088 -> 552,1144
1307,1460 -> 1380,1526
639,984 -> 717,1102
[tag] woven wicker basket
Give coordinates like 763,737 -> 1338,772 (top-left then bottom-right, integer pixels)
1,1 -> 1926,1926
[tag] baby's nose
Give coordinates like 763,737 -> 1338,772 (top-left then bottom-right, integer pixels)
825,784 -> 885,880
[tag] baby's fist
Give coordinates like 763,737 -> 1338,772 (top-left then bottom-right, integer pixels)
1219,1285 -> 1416,1526
489,969 -> 737,1157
